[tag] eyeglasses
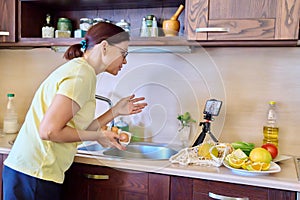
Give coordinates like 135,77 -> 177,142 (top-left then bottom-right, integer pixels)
112,45 -> 128,59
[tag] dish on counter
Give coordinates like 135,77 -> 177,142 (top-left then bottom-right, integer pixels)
273,154 -> 292,163
223,160 -> 281,176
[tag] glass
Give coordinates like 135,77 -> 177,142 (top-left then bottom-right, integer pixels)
112,45 -> 128,59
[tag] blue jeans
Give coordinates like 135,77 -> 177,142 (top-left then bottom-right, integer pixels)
2,165 -> 62,200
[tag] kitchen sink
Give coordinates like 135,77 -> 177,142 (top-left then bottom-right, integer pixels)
77,142 -> 179,160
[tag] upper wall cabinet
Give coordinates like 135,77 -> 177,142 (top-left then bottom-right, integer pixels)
3,0 -> 187,47
186,0 -> 300,43
0,0 -> 17,42
0,0 -> 299,47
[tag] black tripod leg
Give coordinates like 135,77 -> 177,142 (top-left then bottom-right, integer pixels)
208,131 -> 219,143
192,131 -> 206,147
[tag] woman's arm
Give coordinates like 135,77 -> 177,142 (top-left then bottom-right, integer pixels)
87,94 -> 148,131
38,94 -> 124,149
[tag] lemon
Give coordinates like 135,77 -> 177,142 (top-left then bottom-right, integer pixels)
198,143 -> 217,159
246,162 -> 262,171
241,160 -> 252,170
261,162 -> 271,171
210,146 -> 219,158
228,156 -> 245,169
231,149 -> 248,160
249,147 -> 272,163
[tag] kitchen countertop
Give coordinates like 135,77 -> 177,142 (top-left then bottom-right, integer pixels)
1,134 -> 299,192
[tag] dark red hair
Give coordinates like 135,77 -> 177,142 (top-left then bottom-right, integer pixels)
64,22 -> 130,60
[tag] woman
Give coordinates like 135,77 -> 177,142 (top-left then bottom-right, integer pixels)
2,22 -> 147,200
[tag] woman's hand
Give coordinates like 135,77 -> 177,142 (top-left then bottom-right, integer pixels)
112,94 -> 147,116
97,129 -> 125,150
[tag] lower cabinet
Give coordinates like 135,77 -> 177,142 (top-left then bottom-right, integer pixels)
170,176 -> 297,200
62,163 -> 297,200
61,163 -> 170,200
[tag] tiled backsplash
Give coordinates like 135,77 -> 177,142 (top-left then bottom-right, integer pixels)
0,47 -> 299,155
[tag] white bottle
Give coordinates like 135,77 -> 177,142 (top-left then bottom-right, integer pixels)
151,17 -> 158,37
3,93 -> 19,134
140,17 -> 149,37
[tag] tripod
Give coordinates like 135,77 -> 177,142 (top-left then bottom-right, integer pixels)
192,113 -> 219,147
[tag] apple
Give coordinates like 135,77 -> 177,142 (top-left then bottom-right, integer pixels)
261,143 -> 278,159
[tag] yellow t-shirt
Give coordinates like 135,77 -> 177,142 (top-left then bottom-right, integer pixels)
4,57 -> 96,184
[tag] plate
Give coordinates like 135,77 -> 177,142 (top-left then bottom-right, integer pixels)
273,154 -> 292,163
223,160 -> 281,176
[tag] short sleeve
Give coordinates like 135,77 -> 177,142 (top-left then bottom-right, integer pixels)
56,66 -> 95,108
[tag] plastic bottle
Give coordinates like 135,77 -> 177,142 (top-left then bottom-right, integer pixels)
140,17 -> 149,37
263,101 -> 279,147
151,17 -> 158,37
115,117 -> 129,132
3,93 -> 19,134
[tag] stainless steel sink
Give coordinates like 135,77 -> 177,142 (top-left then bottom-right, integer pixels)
78,142 -> 105,152
77,142 -> 178,160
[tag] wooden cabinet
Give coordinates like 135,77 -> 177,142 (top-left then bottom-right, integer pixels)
0,0 -> 17,42
62,163 -> 170,200
13,0 -> 186,47
63,163 -> 297,200
170,176 -> 297,200
186,0 -> 300,42
1,0 -> 299,47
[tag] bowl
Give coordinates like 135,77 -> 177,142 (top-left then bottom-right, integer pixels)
119,131 -> 132,146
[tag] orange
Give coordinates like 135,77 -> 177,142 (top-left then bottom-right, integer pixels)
249,147 -> 272,163
111,126 -> 119,133
119,132 -> 129,142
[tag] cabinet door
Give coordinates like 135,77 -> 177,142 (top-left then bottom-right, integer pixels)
186,0 -> 300,41
193,179 -> 296,200
62,163 -> 148,200
170,176 -> 193,200
0,0 -> 16,42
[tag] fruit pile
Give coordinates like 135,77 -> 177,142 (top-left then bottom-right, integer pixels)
226,142 -> 278,171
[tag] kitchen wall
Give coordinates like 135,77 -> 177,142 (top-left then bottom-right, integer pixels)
0,46 -> 299,156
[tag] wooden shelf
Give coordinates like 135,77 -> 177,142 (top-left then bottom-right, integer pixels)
0,37 -> 298,48
20,0 -> 185,10
0,37 -> 193,47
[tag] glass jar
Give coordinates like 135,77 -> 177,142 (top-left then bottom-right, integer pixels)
116,19 -> 130,32
93,18 -> 106,25
80,18 -> 93,31
57,18 -> 72,31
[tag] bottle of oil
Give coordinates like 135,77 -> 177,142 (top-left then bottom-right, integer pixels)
263,101 -> 279,147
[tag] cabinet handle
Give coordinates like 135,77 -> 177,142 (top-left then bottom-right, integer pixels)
208,192 -> 249,200
0,31 -> 10,36
84,174 -> 109,180
195,27 -> 230,33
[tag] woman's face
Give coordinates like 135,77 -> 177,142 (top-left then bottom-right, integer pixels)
104,41 -> 129,76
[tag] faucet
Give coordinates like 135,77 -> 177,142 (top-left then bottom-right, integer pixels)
95,95 -> 115,127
